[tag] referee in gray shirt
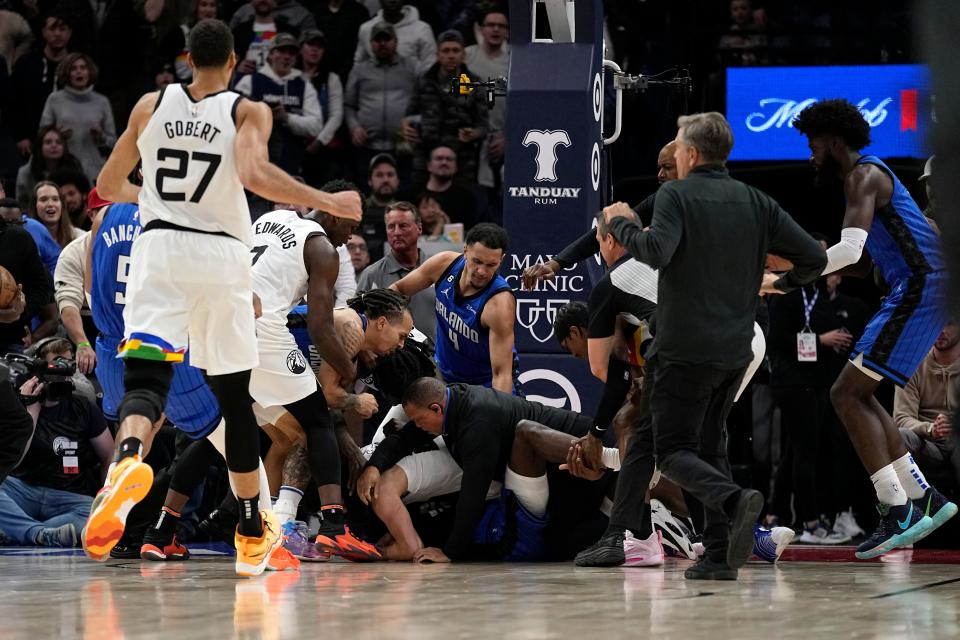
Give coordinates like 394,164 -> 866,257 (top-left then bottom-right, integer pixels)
603,112 -> 827,580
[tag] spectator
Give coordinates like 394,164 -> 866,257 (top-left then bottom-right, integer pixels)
404,30 -> 488,185
233,0 -> 302,77
155,0 -> 221,83
50,168 -> 90,231
29,181 -> 80,250
299,29 -> 345,186
416,193 -> 459,254
718,0 -> 767,67
153,61 -> 177,91
67,0 -> 145,125
919,156 -> 939,232
418,145 -> 478,229
896,321 -> 958,476
346,234 -> 371,279
0,198 -> 52,355
355,0 -> 436,72
0,195 -> 60,275
9,11 -> 72,160
343,23 -> 419,180
314,0 -> 370,80
39,53 -> 117,184
360,152 -> 401,260
230,0 -> 316,32
0,339 -> 114,547
357,201 -> 437,337
465,8 -> 509,196
235,33 -> 323,175
428,1 -> 475,38
15,126 -> 83,211
0,8 -> 32,71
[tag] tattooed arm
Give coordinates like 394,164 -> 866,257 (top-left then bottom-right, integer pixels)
317,311 -> 379,418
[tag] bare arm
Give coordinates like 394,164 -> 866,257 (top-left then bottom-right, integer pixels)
317,315 -> 376,414
391,251 -> 459,296
587,336 -> 615,383
96,92 -> 157,203
482,292 -> 516,394
305,235 -> 356,381
234,100 -> 361,220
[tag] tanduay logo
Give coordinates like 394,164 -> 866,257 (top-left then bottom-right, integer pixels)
508,129 -> 581,202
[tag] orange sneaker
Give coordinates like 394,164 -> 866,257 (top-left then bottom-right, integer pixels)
266,545 -> 301,572
235,510 -> 283,577
314,522 -> 382,562
83,456 -> 153,561
140,531 -> 190,561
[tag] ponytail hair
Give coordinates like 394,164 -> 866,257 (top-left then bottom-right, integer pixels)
346,288 -> 410,322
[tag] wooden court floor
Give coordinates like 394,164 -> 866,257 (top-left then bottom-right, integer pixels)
0,545 -> 958,639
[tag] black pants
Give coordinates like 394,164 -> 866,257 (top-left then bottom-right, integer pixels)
770,385 -> 827,524
652,358 -> 746,560
0,382 -> 34,484
609,367 -> 655,535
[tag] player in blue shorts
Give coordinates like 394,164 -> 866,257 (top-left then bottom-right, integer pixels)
772,99 -> 957,559
391,223 -> 519,394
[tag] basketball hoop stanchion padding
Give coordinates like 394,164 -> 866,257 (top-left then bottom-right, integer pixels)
500,0 -> 605,414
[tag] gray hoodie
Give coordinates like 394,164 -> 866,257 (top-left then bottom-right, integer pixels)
344,53 -> 419,151
39,86 -> 116,183
354,5 -> 436,72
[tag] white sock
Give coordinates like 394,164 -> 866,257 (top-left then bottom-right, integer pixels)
870,464 -> 908,506
273,486 -> 304,525
601,447 -> 621,471
891,453 -> 929,500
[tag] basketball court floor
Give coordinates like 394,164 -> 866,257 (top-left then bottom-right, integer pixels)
1,545 -> 958,639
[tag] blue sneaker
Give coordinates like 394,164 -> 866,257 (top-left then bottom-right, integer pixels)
920,487 -> 958,533
753,524 -> 794,563
855,501 -> 933,560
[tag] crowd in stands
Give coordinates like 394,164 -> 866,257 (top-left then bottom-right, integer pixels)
0,0 -> 947,550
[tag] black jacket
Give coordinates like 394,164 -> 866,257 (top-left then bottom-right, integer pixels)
368,384 -> 590,560
554,192 -> 656,268
610,164 -> 826,369
0,220 -> 53,348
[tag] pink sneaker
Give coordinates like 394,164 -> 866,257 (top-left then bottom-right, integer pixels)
623,530 -> 664,567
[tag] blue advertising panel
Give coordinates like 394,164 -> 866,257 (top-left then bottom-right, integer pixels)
726,65 -> 931,161
516,353 -> 605,417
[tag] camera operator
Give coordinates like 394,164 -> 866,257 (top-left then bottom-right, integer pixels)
0,338 -> 113,547
0,362 -> 36,485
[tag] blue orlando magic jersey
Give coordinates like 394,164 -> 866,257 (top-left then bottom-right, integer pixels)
855,155 -> 943,284
91,203 -> 141,338
287,304 -> 322,374
434,255 -> 515,386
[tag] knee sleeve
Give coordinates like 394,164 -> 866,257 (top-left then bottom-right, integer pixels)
119,359 -> 174,424
504,467 -> 549,517
284,390 -> 341,488
207,371 -> 260,475
169,438 -> 219,496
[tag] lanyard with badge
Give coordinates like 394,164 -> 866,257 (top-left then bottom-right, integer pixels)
797,287 -> 819,362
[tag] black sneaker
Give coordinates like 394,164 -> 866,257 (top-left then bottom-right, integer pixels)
109,542 -> 142,559
574,528 -> 626,567
684,556 -> 738,580
199,509 -> 236,542
727,489 -> 764,569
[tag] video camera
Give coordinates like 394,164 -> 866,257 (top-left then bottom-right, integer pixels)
0,352 -> 76,402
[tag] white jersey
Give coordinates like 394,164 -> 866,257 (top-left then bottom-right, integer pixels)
137,83 -> 252,246
250,209 -> 326,318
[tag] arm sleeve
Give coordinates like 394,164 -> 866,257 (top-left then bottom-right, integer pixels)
316,73 -> 343,145
334,245 -> 356,308
99,96 -> 117,148
768,205 -> 829,292
586,278 -> 616,339
39,94 -> 55,129
442,431 -> 499,560
84,397 -> 108,439
894,374 -> 931,435
286,82 -> 323,138
590,356 -> 631,437
609,187 -> 683,269
822,227 -> 868,276
554,205 -> 644,268
53,236 -> 86,312
343,70 -> 360,130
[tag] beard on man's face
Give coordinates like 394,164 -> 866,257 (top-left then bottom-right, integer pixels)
813,153 -> 842,188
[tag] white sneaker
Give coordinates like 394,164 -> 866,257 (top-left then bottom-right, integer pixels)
833,510 -> 865,539
799,523 -> 851,545
650,499 -> 698,560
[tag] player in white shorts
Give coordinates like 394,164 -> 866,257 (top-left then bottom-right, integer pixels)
85,19 -> 361,577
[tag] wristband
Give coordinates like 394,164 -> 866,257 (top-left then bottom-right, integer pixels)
77,341 -> 91,349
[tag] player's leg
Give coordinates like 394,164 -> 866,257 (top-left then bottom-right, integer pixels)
373,466 -> 424,561
282,388 -> 381,561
